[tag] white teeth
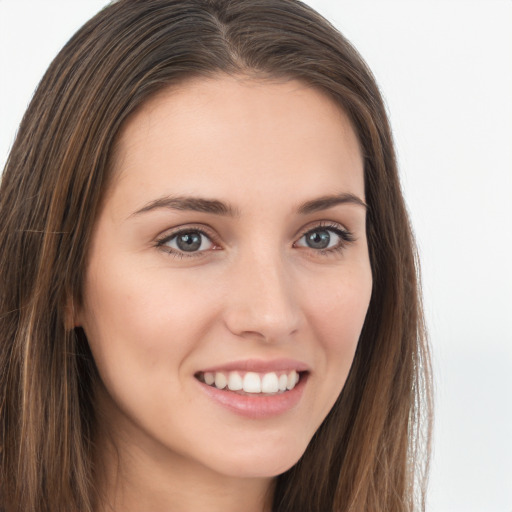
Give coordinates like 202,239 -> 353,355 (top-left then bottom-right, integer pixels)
228,371 -> 243,391
278,374 -> 288,391
214,372 -> 227,390
243,372 -> 262,393
261,372 -> 279,393
286,370 -> 298,390
202,370 -> 301,393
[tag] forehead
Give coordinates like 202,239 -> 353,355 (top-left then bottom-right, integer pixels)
108,75 -> 365,211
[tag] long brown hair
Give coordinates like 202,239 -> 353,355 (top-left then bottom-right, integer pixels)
0,1 -> 432,510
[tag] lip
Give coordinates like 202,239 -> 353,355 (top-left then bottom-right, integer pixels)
197,358 -> 311,374
196,371 -> 309,419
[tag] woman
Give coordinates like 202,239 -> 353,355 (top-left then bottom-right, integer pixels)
0,1 -> 432,511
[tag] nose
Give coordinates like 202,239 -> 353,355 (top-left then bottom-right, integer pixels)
222,249 -> 301,343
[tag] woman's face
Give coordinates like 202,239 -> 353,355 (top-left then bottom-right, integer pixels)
78,76 -> 372,480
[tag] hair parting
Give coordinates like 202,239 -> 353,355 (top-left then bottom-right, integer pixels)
0,1 -> 432,511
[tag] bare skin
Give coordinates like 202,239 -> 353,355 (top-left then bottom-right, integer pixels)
78,75 -> 372,512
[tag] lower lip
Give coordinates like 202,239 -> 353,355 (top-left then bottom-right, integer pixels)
196,373 -> 308,419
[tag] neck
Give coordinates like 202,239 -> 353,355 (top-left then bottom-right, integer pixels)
93,401 -> 275,512
97,460 -> 274,512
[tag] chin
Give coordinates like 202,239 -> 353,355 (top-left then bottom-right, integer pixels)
207,439 -> 307,479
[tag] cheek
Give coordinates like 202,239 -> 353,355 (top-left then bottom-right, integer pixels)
79,265 -> 221,440
80,262 -> 217,387
303,263 -> 372,392
291,264 -> 372,437
305,264 -> 372,348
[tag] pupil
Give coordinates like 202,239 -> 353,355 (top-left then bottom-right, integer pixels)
177,232 -> 201,251
307,230 -> 330,249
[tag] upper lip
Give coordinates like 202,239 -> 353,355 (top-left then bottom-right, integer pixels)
197,358 -> 311,374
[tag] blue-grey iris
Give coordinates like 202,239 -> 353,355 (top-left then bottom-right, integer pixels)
177,232 -> 202,251
306,230 -> 330,249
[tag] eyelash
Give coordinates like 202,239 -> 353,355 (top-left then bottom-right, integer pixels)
155,224 -> 219,259
155,222 -> 355,259
297,222 -> 355,256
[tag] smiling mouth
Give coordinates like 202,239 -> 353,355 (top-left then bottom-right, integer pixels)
195,370 -> 303,395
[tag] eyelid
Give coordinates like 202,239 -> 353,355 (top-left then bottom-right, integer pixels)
154,220 -> 355,259
155,224 -> 221,257
293,221 -> 356,253
295,220 -> 353,240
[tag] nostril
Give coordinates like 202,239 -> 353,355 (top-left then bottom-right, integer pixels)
221,272 -> 301,341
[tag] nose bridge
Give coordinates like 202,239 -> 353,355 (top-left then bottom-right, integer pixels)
223,243 -> 300,342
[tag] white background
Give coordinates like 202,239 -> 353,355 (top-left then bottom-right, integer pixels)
1,1 -> 511,511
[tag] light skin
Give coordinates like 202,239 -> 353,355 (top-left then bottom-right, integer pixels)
77,75 -> 372,512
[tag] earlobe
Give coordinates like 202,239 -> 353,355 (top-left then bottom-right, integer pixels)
64,297 -> 81,330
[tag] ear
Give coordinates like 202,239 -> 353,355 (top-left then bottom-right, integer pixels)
64,296 -> 81,330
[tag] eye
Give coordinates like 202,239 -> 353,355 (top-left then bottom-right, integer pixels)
295,224 -> 354,253
157,228 -> 215,256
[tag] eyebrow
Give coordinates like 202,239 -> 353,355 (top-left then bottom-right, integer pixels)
297,193 -> 367,214
130,192 -> 367,218
131,196 -> 240,217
